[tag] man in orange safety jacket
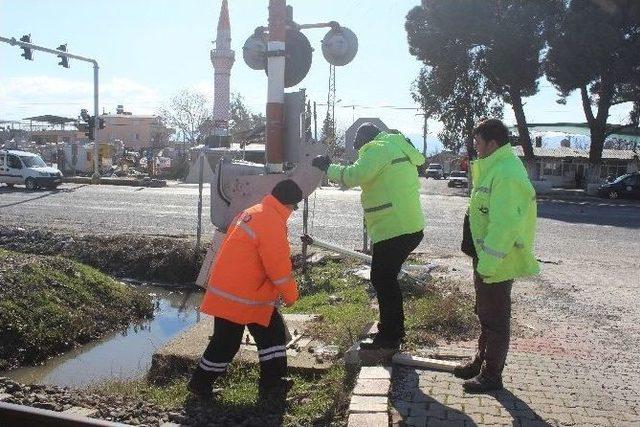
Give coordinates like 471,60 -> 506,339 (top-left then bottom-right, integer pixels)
188,179 -> 302,397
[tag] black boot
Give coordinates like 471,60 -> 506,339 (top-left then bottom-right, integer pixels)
258,377 -> 294,402
359,334 -> 401,351
360,340 -> 400,351
187,366 -> 221,398
453,358 -> 482,380
462,374 -> 503,394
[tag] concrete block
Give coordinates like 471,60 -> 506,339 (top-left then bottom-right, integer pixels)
405,415 -> 427,427
359,366 -> 392,379
353,378 -> 390,396
347,412 -> 388,427
349,395 -> 388,413
393,353 -> 458,373
149,313 -> 326,383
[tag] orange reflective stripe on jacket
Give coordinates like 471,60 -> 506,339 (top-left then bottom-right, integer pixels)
200,194 -> 299,327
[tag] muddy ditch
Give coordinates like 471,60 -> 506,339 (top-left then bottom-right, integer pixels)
0,226 -> 204,285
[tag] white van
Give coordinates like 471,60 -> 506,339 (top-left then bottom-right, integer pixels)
0,149 -> 63,190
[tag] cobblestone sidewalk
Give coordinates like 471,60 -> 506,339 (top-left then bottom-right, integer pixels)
391,350 -> 639,427
390,256 -> 640,427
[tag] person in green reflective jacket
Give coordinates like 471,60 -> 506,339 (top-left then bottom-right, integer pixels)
454,119 -> 539,393
312,122 -> 425,350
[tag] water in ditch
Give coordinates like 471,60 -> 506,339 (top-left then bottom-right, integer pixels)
3,285 -> 203,388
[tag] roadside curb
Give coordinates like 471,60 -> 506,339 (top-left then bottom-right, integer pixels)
63,177 -> 166,187
347,366 -> 392,427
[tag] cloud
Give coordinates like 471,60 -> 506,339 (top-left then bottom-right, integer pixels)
0,75 -> 162,119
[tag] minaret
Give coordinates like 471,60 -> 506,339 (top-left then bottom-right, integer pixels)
210,0 -> 235,146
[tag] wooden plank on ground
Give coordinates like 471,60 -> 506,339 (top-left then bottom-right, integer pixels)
392,353 -> 459,372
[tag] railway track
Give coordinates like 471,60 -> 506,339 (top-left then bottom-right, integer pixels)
0,401 -> 131,426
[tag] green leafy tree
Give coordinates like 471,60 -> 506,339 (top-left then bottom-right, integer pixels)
545,0 -> 640,180
406,0 -> 554,167
413,59 -> 503,155
320,112 -> 335,145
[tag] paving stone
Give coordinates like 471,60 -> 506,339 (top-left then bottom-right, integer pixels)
390,408 -> 406,426
360,366 -> 392,379
520,421 -> 556,427
391,400 -> 410,417
408,403 -> 428,417
410,390 -> 429,403
347,412 -> 388,427
353,378 -> 390,396
425,418 -> 465,427
405,415 -> 427,427
424,405 -> 446,419
349,395 -> 388,413
387,245 -> 640,427
445,409 -> 467,421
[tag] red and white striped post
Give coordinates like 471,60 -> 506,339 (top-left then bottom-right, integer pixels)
265,0 -> 287,173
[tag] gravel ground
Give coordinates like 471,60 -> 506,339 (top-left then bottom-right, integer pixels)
0,377 -> 286,426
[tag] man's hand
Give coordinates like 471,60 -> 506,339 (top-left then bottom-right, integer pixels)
311,155 -> 331,172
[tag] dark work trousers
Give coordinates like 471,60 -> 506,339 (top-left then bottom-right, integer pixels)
199,310 -> 287,386
473,265 -> 513,380
370,231 -> 424,342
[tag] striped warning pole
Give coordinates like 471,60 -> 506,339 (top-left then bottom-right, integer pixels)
265,0 -> 286,173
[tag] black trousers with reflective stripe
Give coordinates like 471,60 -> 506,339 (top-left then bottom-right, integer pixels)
371,231 -> 424,342
202,310 -> 287,385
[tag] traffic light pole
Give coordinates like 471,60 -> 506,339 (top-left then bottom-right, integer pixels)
0,35 -> 101,182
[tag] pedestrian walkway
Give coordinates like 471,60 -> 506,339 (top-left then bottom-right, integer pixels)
391,346 -> 640,426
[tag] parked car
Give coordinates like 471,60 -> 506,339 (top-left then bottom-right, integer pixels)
0,149 -> 63,190
447,170 -> 469,188
597,172 -> 640,200
424,163 -> 445,179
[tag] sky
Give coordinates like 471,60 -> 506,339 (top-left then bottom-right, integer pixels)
0,0 -> 634,152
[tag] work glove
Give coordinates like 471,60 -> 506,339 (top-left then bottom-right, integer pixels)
311,155 -> 331,172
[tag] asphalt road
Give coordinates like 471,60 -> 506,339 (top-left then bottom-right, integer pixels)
1,180 -> 638,265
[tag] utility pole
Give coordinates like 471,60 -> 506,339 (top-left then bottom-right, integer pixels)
327,64 -> 336,141
416,112 -> 428,157
1,35 -> 101,182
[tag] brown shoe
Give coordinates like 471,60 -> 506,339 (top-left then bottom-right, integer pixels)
453,359 -> 482,380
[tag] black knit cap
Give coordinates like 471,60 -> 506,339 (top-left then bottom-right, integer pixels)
271,179 -> 303,206
354,122 -> 381,150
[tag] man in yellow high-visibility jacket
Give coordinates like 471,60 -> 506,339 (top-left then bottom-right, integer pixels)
312,123 -> 425,350
455,119 -> 539,393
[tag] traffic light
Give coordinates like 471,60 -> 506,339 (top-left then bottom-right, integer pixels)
19,34 -> 33,60
85,116 -> 95,140
57,44 -> 69,68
